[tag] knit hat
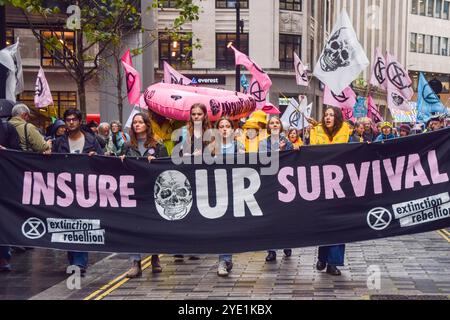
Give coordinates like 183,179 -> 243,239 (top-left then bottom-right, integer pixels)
399,124 -> 411,134
380,121 -> 392,129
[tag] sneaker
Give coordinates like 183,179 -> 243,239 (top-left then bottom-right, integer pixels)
217,261 -> 229,277
326,265 -> 342,276
126,260 -> 142,278
173,255 -> 184,262
151,255 -> 162,274
316,261 -> 327,271
265,251 -> 277,262
225,261 -> 233,272
283,249 -> 292,257
0,259 -> 11,272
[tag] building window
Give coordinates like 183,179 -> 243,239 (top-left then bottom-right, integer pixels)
6,28 -> 14,46
159,33 -> 192,69
436,0 -> 443,17
428,0 -> 435,16
216,0 -> 248,9
412,0 -> 419,14
280,0 -> 302,12
433,36 -> 441,54
410,33 -> 417,52
40,30 -> 75,67
160,0 -> 178,8
441,37 -> 449,55
417,34 -> 425,53
216,33 -> 248,69
279,34 -> 301,70
18,91 -> 77,122
444,1 -> 450,19
420,0 -> 426,15
425,35 -> 433,54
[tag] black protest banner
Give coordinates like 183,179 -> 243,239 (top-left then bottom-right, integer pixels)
0,129 -> 449,254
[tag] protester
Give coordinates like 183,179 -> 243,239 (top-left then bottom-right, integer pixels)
259,116 -> 293,262
110,120 -> 129,155
310,106 -> 350,276
121,112 -> 168,278
374,122 -> 396,142
398,124 -> 411,137
425,114 -> 445,132
239,110 -> 269,153
361,117 -> 376,142
47,119 -> 67,140
0,115 -> 20,272
175,103 -> 213,261
52,109 -> 103,274
214,117 -> 245,277
349,122 -> 364,143
97,122 -> 115,155
287,128 -> 303,150
9,104 -> 52,153
259,116 -> 293,152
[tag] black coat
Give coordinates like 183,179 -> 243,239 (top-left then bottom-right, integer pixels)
123,141 -> 168,158
0,119 -> 20,150
52,130 -> 104,155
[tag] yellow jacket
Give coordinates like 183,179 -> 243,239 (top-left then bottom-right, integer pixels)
310,122 -> 351,145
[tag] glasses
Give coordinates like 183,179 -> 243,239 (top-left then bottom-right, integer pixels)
65,118 -> 79,123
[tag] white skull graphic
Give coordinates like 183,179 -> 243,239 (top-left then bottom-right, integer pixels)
320,27 -> 353,72
154,171 -> 193,221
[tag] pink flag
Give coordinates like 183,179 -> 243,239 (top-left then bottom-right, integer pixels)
385,52 -> 413,100
163,61 -> 192,85
121,49 -> 132,66
367,95 -> 383,123
121,50 -> 141,105
342,107 -> 355,121
294,52 -> 309,87
370,48 -> 387,90
34,66 -> 53,109
324,86 -> 357,109
229,44 -> 272,108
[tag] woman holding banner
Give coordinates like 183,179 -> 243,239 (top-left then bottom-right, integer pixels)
174,104 -> 213,262
259,116 -> 294,262
213,117 -> 245,276
310,106 -> 351,276
121,112 -> 168,278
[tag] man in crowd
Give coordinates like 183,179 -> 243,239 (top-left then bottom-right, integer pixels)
361,117 -> 377,142
8,104 -> 51,153
0,109 -> 21,272
425,114 -> 445,132
52,109 -> 103,274
97,122 -> 114,155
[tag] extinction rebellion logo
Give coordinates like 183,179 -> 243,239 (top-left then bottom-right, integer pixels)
367,193 -> 450,230
21,218 -> 106,245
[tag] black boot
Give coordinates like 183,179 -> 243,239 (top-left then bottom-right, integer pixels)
283,249 -> 292,257
265,251 -> 277,262
326,265 -> 341,276
316,261 -> 327,271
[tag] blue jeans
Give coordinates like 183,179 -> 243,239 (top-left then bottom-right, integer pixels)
318,245 -> 345,266
0,246 -> 11,261
67,251 -> 88,269
130,254 -> 142,262
219,254 -> 232,263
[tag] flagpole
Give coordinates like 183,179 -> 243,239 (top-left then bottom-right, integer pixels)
235,2 -> 242,92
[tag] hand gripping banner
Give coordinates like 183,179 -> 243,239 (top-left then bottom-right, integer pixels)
0,129 -> 449,254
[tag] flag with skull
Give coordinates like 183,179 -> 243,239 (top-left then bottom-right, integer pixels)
313,9 -> 369,94
0,38 -> 24,102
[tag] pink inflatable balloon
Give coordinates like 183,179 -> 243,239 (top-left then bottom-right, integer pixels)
140,83 -> 259,122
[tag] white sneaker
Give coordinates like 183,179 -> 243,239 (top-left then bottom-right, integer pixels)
217,261 -> 229,277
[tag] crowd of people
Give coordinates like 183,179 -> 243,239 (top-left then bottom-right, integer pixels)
0,101 -> 449,278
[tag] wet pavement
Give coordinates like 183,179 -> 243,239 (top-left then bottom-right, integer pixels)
7,229 -> 446,300
0,248 -> 108,300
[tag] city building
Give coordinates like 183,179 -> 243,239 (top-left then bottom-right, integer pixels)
154,0 -> 328,118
